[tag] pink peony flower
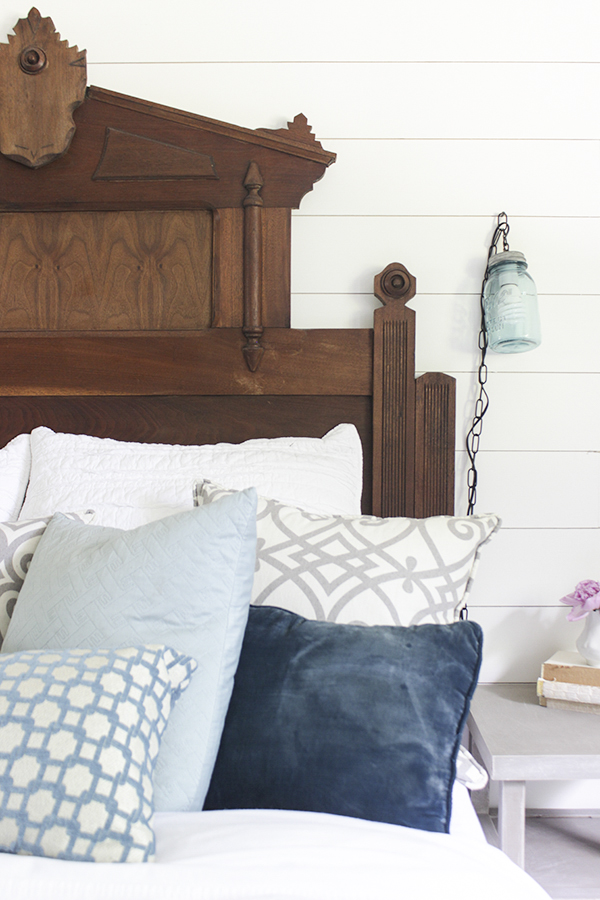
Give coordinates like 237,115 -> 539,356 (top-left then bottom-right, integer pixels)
559,579 -> 600,621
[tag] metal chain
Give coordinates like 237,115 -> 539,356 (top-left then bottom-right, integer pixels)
465,213 -> 510,516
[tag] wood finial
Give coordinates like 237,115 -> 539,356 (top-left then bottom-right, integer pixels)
374,262 -> 417,307
243,161 -> 264,207
0,8 -> 87,168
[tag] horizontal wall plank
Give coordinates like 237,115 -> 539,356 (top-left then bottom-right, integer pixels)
11,1 -> 599,64
298,140 -> 600,218
454,450 -> 600,527
467,528 -> 600,608
291,216 -> 600,297
455,373 -> 600,452
12,1 -> 600,65
292,294 -> 380,330
86,62 -> 600,140
411,294 -> 600,376
293,294 -> 600,376
470,606 -> 576,683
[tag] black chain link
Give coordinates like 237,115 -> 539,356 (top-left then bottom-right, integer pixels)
465,213 -> 510,516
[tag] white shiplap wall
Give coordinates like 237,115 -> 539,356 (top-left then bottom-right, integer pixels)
2,0 -> 599,807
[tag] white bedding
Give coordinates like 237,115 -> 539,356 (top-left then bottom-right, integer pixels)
0,795 -> 550,900
0,430 -> 545,897
18,424 -> 363,527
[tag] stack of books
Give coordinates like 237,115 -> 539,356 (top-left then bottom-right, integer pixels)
537,650 -> 600,714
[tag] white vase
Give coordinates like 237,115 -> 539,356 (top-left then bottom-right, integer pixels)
576,611 -> 600,667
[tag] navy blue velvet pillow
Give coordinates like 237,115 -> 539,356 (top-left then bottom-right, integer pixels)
204,606 -> 482,833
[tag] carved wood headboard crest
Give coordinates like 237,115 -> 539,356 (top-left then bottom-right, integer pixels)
0,8 -> 336,372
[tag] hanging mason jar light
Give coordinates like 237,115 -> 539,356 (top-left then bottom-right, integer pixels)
465,212 -> 541,516
483,244 -> 541,353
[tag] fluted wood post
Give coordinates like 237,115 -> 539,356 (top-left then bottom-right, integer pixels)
372,262 -> 455,518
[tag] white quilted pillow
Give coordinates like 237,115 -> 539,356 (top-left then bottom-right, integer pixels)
19,425 -> 363,528
0,434 -> 31,522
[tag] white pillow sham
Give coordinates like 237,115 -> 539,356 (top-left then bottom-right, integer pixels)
18,425 -> 363,529
0,434 -> 31,522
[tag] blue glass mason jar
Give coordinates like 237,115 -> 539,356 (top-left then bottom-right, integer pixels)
483,250 -> 541,353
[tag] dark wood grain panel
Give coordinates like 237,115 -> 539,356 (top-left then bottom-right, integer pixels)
0,210 -> 213,331
0,394 -> 373,513
0,329 -> 373,396
262,209 -> 291,327
211,208 -> 244,327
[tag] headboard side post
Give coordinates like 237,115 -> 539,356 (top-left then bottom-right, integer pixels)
372,263 -> 417,518
242,161 -> 265,372
415,373 -> 456,516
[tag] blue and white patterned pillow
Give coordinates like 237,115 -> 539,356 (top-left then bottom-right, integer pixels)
0,645 -> 196,863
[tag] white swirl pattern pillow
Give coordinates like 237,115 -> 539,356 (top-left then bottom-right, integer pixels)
194,481 -> 500,625
0,513 -> 94,650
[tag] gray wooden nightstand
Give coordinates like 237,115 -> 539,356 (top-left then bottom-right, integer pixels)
467,682 -> 600,868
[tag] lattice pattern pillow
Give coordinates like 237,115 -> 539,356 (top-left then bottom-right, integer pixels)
194,481 -> 500,625
0,645 -> 196,863
0,513 -> 94,650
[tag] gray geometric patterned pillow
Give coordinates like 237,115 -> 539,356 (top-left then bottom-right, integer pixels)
194,481 -> 500,625
0,644 -> 196,862
0,512 -> 94,649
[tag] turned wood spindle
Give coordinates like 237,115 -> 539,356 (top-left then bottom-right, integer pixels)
242,161 -> 264,372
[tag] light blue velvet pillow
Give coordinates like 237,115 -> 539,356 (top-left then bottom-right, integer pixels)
0,644 -> 196,862
2,491 -> 258,812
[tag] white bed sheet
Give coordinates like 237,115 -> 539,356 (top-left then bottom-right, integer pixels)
448,781 -> 485,842
0,789 -> 550,900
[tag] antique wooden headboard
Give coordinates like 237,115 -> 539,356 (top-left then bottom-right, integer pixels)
0,8 -> 455,517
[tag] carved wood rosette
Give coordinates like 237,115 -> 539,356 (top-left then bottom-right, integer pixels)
372,262 -> 455,517
242,161 -> 265,372
0,8 -> 86,168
